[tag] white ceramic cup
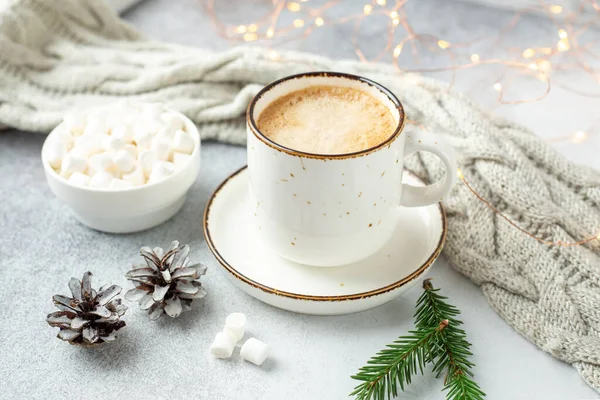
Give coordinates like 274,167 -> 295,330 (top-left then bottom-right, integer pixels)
247,72 -> 457,266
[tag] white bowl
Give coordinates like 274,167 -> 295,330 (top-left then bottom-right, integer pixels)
41,105 -> 201,233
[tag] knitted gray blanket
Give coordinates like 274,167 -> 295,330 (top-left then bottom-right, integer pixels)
2,0 -> 600,392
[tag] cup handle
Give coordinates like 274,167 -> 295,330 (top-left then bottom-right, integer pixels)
399,130 -> 457,207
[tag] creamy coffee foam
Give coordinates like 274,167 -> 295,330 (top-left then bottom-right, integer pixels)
256,85 -> 396,154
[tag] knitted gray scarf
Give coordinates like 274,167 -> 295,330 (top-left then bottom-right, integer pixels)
2,0 -> 599,391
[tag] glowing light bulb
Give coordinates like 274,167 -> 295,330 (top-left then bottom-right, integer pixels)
494,83 -> 502,92
470,53 -> 480,63
363,4 -> 372,15
393,44 -> 403,58
315,17 -> 324,26
235,25 -> 247,34
437,40 -> 450,49
247,24 -> 258,33
268,50 -> 279,60
549,4 -> 563,13
243,33 -> 258,41
558,29 -> 568,39
266,28 -> 274,38
287,2 -> 300,12
528,63 -> 537,70
376,0 -> 386,5
536,59 -> 551,72
390,11 -> 398,18
392,17 -> 399,25
557,38 -> 570,52
457,168 -> 464,179
572,131 -> 588,143
522,48 -> 535,59
293,19 -> 305,28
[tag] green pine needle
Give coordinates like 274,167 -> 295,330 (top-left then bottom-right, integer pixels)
350,279 -> 485,400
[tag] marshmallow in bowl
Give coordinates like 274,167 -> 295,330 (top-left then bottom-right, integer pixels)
47,104 -> 196,189
61,153 -> 87,178
45,139 -> 68,169
89,171 -> 113,189
68,172 -> 91,187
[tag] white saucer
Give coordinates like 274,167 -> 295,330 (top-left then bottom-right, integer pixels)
204,167 -> 447,315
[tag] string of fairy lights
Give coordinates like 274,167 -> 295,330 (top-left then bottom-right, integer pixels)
204,0 -> 600,247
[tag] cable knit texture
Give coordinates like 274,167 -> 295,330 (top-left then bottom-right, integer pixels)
1,0 -> 600,392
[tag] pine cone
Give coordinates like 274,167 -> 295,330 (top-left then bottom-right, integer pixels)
46,272 -> 127,346
124,241 -> 207,320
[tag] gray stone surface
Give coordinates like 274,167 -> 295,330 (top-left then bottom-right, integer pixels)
1,0 -> 599,399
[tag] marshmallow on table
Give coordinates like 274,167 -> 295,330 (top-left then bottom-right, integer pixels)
172,130 -> 195,155
68,172 -> 91,187
240,338 -> 269,366
113,149 -> 135,173
89,172 -> 113,189
210,331 -> 237,359
224,313 -> 247,342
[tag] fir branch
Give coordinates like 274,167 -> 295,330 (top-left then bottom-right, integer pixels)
350,279 -> 485,400
350,321 -> 448,400
419,279 -> 485,400
415,279 -> 462,330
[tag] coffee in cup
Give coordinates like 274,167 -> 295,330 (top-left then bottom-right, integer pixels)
257,85 -> 396,155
